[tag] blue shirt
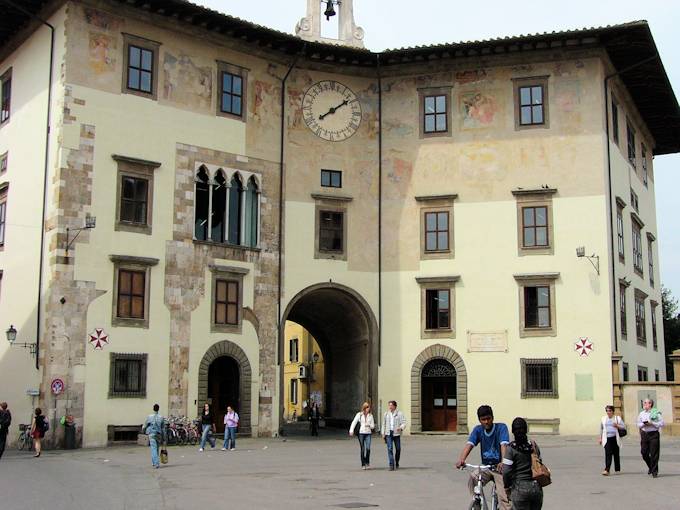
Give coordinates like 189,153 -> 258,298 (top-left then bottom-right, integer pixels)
467,423 -> 510,465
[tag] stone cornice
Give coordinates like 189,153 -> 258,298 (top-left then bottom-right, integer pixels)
109,255 -> 159,266
112,154 -> 162,169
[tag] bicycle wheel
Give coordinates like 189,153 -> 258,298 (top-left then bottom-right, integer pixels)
177,429 -> 187,446
17,432 -> 25,451
468,501 -> 481,510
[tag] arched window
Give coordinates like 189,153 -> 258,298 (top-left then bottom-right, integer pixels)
194,166 -> 210,241
211,170 -> 227,243
244,177 -> 259,247
228,174 -> 243,245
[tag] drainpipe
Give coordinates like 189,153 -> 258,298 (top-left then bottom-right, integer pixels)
1,0 -> 55,370
376,54 -> 382,367
603,54 -> 658,356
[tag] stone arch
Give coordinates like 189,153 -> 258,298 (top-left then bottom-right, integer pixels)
197,340 -> 252,434
411,344 -> 468,434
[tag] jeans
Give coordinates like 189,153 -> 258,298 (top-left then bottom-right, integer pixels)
510,479 -> 543,510
386,432 -> 401,468
358,433 -> 372,466
640,430 -> 660,475
223,427 -> 237,449
604,436 -> 620,472
149,435 -> 160,467
200,424 -> 215,449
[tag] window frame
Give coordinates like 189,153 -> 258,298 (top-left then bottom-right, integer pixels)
521,358 -> 558,398
216,61 -> 248,121
289,338 -> 299,363
611,98 -> 619,146
626,120 -> 636,168
418,86 -> 452,138
647,233 -> 655,288
641,144 -> 648,187
616,198 -> 625,262
109,353 -> 148,398
290,378 -> 298,405
634,289 -> 647,347
637,365 -> 648,382
619,280 -> 629,340
622,362 -> 629,382
113,155 -> 160,235
425,288 -> 451,330
514,273 -> 558,338
416,275 -> 459,339
122,34 -> 160,100
320,169 -> 342,188
651,301 -> 658,352
417,194 -> 456,260
110,255 -> 158,328
1,68 -> 11,125
631,216 -> 644,276
313,195 -> 351,261
0,152 -> 7,175
209,264 -> 248,333
214,279 -> 239,327
513,189 -> 555,256
513,76 -> 550,130
0,183 -> 7,248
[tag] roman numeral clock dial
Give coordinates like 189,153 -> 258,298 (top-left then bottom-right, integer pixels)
302,80 -> 362,141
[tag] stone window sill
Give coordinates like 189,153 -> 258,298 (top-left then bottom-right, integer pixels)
192,239 -> 261,252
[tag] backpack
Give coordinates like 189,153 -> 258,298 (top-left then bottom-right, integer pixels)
530,441 -> 551,487
43,417 -> 50,432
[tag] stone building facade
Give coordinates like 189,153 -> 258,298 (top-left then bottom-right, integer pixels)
0,0 -> 678,446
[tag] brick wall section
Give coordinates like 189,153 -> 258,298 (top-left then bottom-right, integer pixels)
167,144 -> 280,435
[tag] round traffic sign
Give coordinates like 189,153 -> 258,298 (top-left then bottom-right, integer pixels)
51,378 -> 65,395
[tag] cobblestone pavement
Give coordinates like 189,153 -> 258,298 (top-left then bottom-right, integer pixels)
0,433 -> 679,510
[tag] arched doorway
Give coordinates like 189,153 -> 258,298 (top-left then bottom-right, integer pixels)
197,340 -> 252,435
411,344 -> 468,434
208,356 -> 240,433
421,359 -> 457,431
279,283 -> 378,428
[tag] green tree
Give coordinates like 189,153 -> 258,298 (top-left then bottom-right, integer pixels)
662,286 -> 680,379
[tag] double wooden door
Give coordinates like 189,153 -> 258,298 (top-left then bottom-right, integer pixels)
421,360 -> 457,432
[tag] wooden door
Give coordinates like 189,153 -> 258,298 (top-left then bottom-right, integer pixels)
421,359 -> 457,432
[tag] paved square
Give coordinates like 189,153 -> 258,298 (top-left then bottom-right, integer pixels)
0,433 -> 679,509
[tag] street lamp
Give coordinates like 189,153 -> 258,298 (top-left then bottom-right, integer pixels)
5,325 -> 38,357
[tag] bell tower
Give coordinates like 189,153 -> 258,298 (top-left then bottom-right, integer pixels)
295,0 -> 365,48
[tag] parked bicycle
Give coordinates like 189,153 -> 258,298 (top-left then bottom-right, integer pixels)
17,424 -> 33,451
459,463 -> 499,510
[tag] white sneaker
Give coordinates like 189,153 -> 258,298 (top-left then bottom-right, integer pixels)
199,448 -> 204,452
230,448 -> 235,451
221,448 -> 227,451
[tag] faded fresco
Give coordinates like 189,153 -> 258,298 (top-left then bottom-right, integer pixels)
88,32 -> 116,75
162,53 -> 212,110
455,69 -> 488,85
84,7 -> 121,31
460,92 -> 499,129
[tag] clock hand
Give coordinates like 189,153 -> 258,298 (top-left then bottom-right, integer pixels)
318,99 -> 350,120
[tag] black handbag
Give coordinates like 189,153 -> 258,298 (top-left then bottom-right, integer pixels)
617,417 -> 627,437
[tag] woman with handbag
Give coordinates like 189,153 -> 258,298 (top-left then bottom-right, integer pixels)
349,402 -> 375,469
30,408 -> 47,458
198,403 -> 216,452
502,417 -> 545,510
599,405 -> 626,475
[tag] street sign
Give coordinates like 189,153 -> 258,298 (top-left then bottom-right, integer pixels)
51,378 -> 65,395
26,389 -> 40,396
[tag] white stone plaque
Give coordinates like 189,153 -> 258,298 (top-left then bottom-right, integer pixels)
467,330 -> 508,352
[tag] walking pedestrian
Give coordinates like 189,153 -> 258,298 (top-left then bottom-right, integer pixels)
349,402 -> 375,469
381,400 -> 406,470
30,408 -> 47,458
599,405 -> 625,475
502,417 -> 544,510
309,402 -> 321,437
143,404 -> 167,469
0,402 -> 11,460
198,403 -> 216,452
637,398 -> 664,478
456,405 -> 511,510
222,405 -> 239,451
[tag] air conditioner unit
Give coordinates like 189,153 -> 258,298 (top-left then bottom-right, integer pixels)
298,365 -> 308,379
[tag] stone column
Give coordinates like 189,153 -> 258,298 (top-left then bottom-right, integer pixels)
611,352 -> 624,416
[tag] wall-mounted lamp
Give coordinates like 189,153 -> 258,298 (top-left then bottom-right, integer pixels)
5,325 -> 38,357
576,246 -> 600,275
65,216 -> 97,255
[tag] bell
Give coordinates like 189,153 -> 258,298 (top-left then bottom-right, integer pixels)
323,1 -> 336,20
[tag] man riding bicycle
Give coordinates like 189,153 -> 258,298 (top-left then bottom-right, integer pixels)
456,405 -> 511,510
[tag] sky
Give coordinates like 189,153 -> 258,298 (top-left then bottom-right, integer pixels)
198,0 -> 679,298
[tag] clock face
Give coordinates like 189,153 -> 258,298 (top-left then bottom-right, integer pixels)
302,80 -> 362,141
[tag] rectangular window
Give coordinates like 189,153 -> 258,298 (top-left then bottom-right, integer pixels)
117,269 -> 145,319
620,283 -> 627,338
424,211 -> 449,252
321,169 -> 342,188
120,176 -> 148,225
632,219 -> 643,275
0,152 -> 7,174
522,206 -> 549,247
109,353 -> 147,398
319,211 -> 343,252
289,338 -> 299,363
214,279 -> 239,326
627,121 -> 636,167
630,190 -> 639,213
0,187 -> 6,246
654,369 -> 660,382
617,207 -> 625,261
611,99 -> 619,145
641,144 -> 648,187
521,358 -> 558,398
635,292 -> 646,346
220,71 -> 243,116
290,379 -> 298,405
0,69 -> 10,124
637,366 -> 648,382
425,289 -> 450,330
524,286 -> 551,328
127,45 -> 154,94
648,238 -> 654,287
622,362 -> 629,382
518,84 -> 545,126
651,304 -> 658,351
424,95 -> 447,133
